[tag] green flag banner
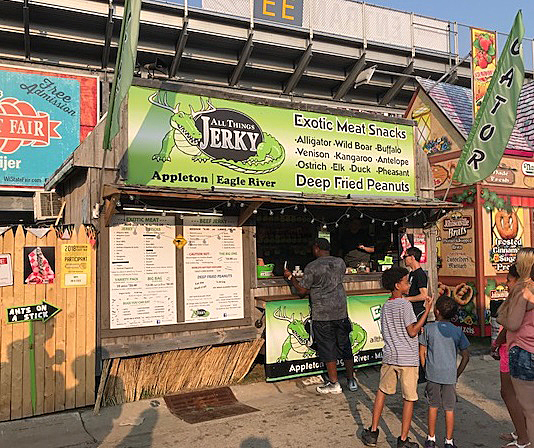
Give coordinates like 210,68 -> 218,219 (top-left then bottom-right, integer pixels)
102,0 -> 141,150
453,11 -> 525,185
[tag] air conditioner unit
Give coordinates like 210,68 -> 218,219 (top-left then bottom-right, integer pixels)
34,191 -> 62,221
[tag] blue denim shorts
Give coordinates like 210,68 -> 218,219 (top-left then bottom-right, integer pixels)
509,346 -> 534,381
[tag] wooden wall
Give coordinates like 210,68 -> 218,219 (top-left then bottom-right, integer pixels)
0,226 -> 96,421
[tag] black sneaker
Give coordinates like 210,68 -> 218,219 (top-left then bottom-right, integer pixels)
424,440 -> 436,448
361,427 -> 379,446
443,442 -> 457,448
397,436 -> 420,448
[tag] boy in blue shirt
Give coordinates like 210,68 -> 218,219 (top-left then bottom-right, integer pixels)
419,295 -> 470,448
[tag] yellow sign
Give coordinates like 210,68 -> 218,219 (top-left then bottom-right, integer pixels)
173,235 -> 187,249
60,244 -> 91,288
471,28 -> 497,115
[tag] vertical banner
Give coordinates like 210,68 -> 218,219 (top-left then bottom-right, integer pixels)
265,294 -> 387,381
182,216 -> 244,322
454,11 -> 525,185
471,28 -> 497,116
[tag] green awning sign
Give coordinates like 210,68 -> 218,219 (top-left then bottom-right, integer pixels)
7,301 -> 61,323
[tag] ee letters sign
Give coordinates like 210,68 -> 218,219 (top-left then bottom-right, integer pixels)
127,87 -> 415,198
254,0 -> 303,27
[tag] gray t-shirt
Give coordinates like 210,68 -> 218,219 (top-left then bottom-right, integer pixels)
381,297 -> 420,366
419,321 -> 470,384
300,256 -> 347,321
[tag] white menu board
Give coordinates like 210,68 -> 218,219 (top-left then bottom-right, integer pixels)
183,216 -> 244,322
109,215 -> 177,329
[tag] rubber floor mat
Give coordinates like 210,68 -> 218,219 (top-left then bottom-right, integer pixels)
164,387 -> 259,424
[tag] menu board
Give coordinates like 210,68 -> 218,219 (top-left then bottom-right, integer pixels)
109,215 -> 177,329
183,216 -> 244,322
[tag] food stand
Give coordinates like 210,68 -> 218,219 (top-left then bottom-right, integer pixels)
406,78 -> 534,336
46,79 -> 455,394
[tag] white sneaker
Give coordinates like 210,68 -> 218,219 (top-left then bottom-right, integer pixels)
348,377 -> 359,391
316,381 -> 342,394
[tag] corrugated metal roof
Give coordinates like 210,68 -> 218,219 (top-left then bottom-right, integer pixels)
417,77 -> 534,157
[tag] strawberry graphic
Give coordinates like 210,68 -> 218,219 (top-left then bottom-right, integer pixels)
479,36 -> 491,52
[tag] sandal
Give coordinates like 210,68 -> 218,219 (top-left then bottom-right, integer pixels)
502,442 -> 531,448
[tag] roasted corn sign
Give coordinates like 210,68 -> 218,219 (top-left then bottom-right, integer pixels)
454,11 -> 525,185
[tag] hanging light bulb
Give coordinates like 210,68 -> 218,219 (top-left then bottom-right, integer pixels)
294,205 -> 298,210
346,213 -> 350,218
405,216 -> 409,222
303,207 -> 307,213
227,201 -> 231,207
252,209 -> 258,214
280,209 -> 285,214
335,222 -> 339,228
382,221 -> 386,227
360,212 -> 364,219
161,211 -> 166,217
129,195 -> 135,201
179,214 -> 184,220
371,218 -> 375,224
322,224 -> 327,230
311,218 -> 315,223
116,200 -> 121,207
240,202 -> 245,208
269,210 -> 274,216
394,221 -> 398,225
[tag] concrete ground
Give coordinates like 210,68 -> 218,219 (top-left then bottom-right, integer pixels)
0,355 -> 512,448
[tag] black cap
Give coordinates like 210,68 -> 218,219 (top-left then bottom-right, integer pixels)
314,238 -> 331,251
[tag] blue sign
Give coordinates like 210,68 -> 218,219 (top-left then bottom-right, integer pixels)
0,68 -> 81,187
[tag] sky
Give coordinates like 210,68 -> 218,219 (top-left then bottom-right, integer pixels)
367,1 -> 533,37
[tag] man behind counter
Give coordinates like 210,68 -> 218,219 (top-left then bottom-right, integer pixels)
284,238 -> 358,394
338,219 -> 375,268
403,247 -> 429,320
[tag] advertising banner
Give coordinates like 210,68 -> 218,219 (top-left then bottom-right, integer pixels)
0,66 -> 98,188
489,207 -> 524,274
127,86 -> 415,197
253,0 -> 303,27
183,216 -> 244,323
471,28 -> 497,116
265,294 -> 387,381
437,209 -> 476,277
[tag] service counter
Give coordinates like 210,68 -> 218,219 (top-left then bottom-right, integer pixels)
253,273 -> 388,381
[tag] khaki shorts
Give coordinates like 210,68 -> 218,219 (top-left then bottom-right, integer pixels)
379,364 -> 419,401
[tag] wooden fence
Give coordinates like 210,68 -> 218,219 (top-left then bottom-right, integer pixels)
0,225 -> 96,421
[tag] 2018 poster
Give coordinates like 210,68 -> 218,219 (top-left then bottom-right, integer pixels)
60,244 -> 91,288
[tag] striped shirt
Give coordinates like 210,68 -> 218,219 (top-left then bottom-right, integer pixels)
381,297 -> 419,366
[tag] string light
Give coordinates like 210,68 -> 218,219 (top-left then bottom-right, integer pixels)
346,213 -> 350,218
311,218 -> 315,223
269,210 -> 274,216
335,223 -> 339,228
371,218 -> 375,224
394,221 -> 398,225
227,201 -> 231,207
360,212 -> 364,219
382,221 -> 386,227
240,203 -> 245,208
280,209 -> 285,214
303,207 -> 307,213
294,205 -> 298,210
252,209 -> 258,214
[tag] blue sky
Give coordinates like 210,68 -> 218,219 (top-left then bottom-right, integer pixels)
368,1 -> 532,37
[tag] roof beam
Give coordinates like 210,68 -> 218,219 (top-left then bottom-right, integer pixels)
333,53 -> 366,100
23,0 -> 30,59
169,18 -> 189,79
379,60 -> 414,106
229,31 -> 254,87
102,1 -> 114,69
283,43 -> 312,94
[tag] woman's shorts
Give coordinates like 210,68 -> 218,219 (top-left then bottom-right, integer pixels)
509,345 -> 534,381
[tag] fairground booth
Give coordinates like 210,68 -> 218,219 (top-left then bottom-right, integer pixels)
406,78 -> 534,336
45,79 -> 456,392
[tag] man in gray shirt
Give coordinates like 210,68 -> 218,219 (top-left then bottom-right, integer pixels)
284,238 -> 357,394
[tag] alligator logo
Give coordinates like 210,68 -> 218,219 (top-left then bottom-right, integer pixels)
273,306 -> 368,362
149,91 -> 285,174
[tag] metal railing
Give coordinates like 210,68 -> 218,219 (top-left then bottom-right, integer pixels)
150,0 -> 534,72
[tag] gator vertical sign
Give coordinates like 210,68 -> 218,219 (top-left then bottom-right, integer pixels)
265,294 -> 387,381
127,86 -> 415,197
0,66 -> 98,188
